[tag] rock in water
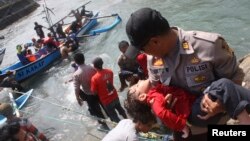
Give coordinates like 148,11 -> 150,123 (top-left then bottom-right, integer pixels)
239,54 -> 250,89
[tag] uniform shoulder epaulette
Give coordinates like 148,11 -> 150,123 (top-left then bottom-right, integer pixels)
192,31 -> 221,43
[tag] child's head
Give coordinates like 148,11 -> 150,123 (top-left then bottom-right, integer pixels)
118,40 -> 129,54
125,81 -> 156,133
128,79 -> 151,102
124,99 -> 156,133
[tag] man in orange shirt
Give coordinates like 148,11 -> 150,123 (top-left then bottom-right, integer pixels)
91,57 -> 127,123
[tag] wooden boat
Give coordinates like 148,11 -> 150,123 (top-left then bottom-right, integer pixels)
0,89 -> 34,124
0,49 -> 61,82
0,12 -> 99,82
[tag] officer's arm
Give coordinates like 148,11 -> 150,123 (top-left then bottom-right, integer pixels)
148,70 -> 160,86
147,62 -> 161,86
213,38 -> 244,85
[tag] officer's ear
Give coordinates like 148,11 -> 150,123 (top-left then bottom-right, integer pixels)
138,93 -> 147,102
149,37 -> 159,45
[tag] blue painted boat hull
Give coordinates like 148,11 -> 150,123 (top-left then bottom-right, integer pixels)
1,49 -> 61,82
89,15 -> 122,35
0,89 -> 33,124
0,13 -> 99,82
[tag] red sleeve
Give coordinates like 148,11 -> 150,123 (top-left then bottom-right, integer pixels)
150,93 -> 187,131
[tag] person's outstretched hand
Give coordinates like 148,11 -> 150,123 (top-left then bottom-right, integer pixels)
198,94 -> 224,120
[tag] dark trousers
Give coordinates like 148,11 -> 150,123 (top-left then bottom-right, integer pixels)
104,98 -> 127,123
118,70 -> 134,86
189,78 -> 250,127
79,90 -> 107,125
119,70 -> 141,87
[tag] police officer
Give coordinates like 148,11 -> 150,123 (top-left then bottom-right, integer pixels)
125,8 -> 244,141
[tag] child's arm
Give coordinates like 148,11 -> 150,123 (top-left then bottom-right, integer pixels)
149,94 -> 188,131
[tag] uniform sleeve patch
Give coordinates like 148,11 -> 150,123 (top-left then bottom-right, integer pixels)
182,42 -> 190,50
152,57 -> 164,66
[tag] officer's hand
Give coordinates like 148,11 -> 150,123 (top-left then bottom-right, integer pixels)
200,94 -> 224,117
164,94 -> 177,110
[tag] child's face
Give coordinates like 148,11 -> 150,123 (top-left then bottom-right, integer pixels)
129,79 -> 151,102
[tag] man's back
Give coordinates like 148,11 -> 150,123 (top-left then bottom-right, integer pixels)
91,69 -> 118,105
73,64 -> 96,95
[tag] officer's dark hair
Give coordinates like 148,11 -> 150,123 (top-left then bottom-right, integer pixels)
118,40 -> 129,49
34,22 -> 38,25
74,53 -> 85,65
124,90 -> 156,124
